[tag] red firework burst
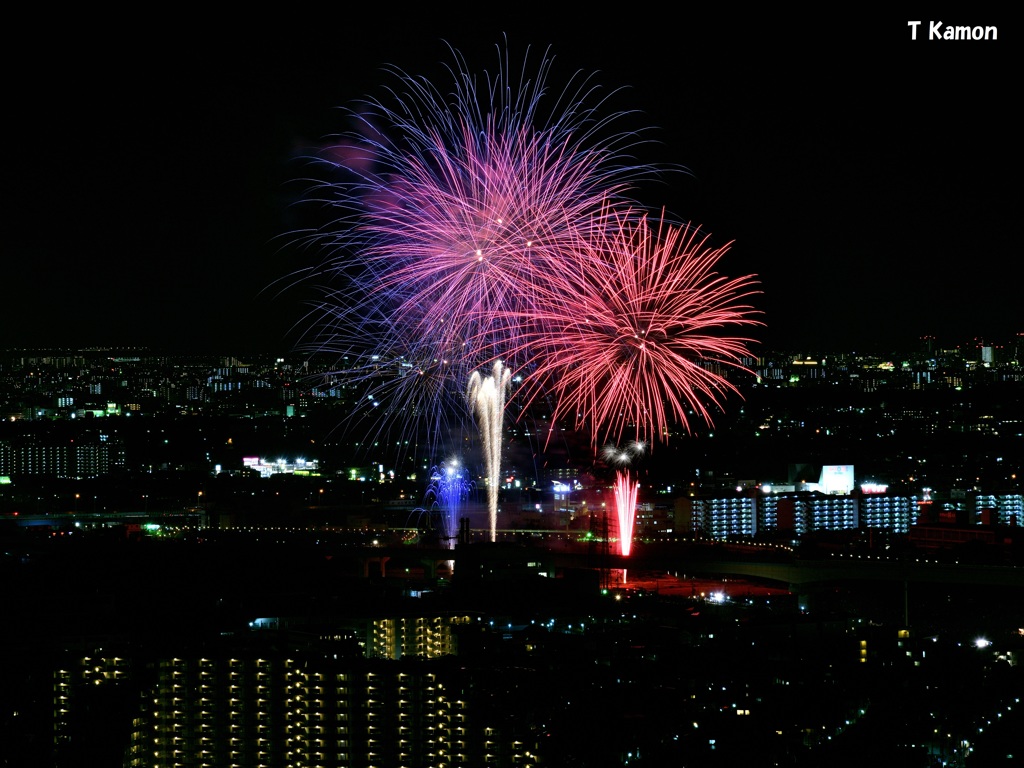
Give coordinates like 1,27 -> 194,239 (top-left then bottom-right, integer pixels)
512,208 -> 762,447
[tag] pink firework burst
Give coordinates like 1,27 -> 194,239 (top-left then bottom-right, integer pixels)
290,42 -> 669,428
512,208 -> 762,448
280,39 -> 763,472
362,123 -> 631,351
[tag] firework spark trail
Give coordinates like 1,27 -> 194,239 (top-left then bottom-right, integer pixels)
467,360 -> 511,542
602,441 -> 645,558
505,208 -> 762,448
613,469 -> 640,558
427,459 -> 474,550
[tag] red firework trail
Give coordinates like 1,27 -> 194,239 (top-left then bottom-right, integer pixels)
510,207 -> 763,448
602,441 -> 644,558
614,469 -> 639,557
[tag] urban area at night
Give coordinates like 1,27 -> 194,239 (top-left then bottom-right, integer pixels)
4,11 -> 1016,768
1,336 -> 1021,767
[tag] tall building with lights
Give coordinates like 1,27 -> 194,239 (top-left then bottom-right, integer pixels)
679,488 -> 1021,541
54,622 -> 542,768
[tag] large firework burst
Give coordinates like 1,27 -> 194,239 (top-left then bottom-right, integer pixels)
289,40 -> 669,458
283,40 -> 762,538
510,208 -> 762,448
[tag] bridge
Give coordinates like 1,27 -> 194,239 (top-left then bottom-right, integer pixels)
355,539 -> 1024,591
6,512 -> 1020,591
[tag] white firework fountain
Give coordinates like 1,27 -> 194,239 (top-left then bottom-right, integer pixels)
467,360 -> 511,542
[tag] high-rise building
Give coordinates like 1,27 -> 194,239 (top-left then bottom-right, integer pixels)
54,625 -> 542,768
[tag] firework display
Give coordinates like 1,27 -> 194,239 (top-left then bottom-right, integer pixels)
613,471 -> 640,559
602,441 -> 645,557
509,208 -> 762,448
294,42 -> 661,456
292,40 -> 761,545
467,360 -> 511,542
423,459 -> 475,550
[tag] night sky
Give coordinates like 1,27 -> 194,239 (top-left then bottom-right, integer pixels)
6,11 -> 1017,356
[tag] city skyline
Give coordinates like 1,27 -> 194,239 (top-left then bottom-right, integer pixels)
1,344 -> 1020,497
6,11 -> 1016,355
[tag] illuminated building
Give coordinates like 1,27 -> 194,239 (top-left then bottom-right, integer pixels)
633,501 -> 673,536
53,621 -> 540,768
241,456 -> 319,478
772,492 -> 860,536
0,434 -> 123,478
679,487 -> 1023,542
858,493 -> 920,533
686,495 -> 758,539
974,493 -> 1023,526
678,491 -> 861,539
799,494 -> 858,535
369,615 -> 472,660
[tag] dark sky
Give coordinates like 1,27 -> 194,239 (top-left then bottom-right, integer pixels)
5,10 -> 1017,355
